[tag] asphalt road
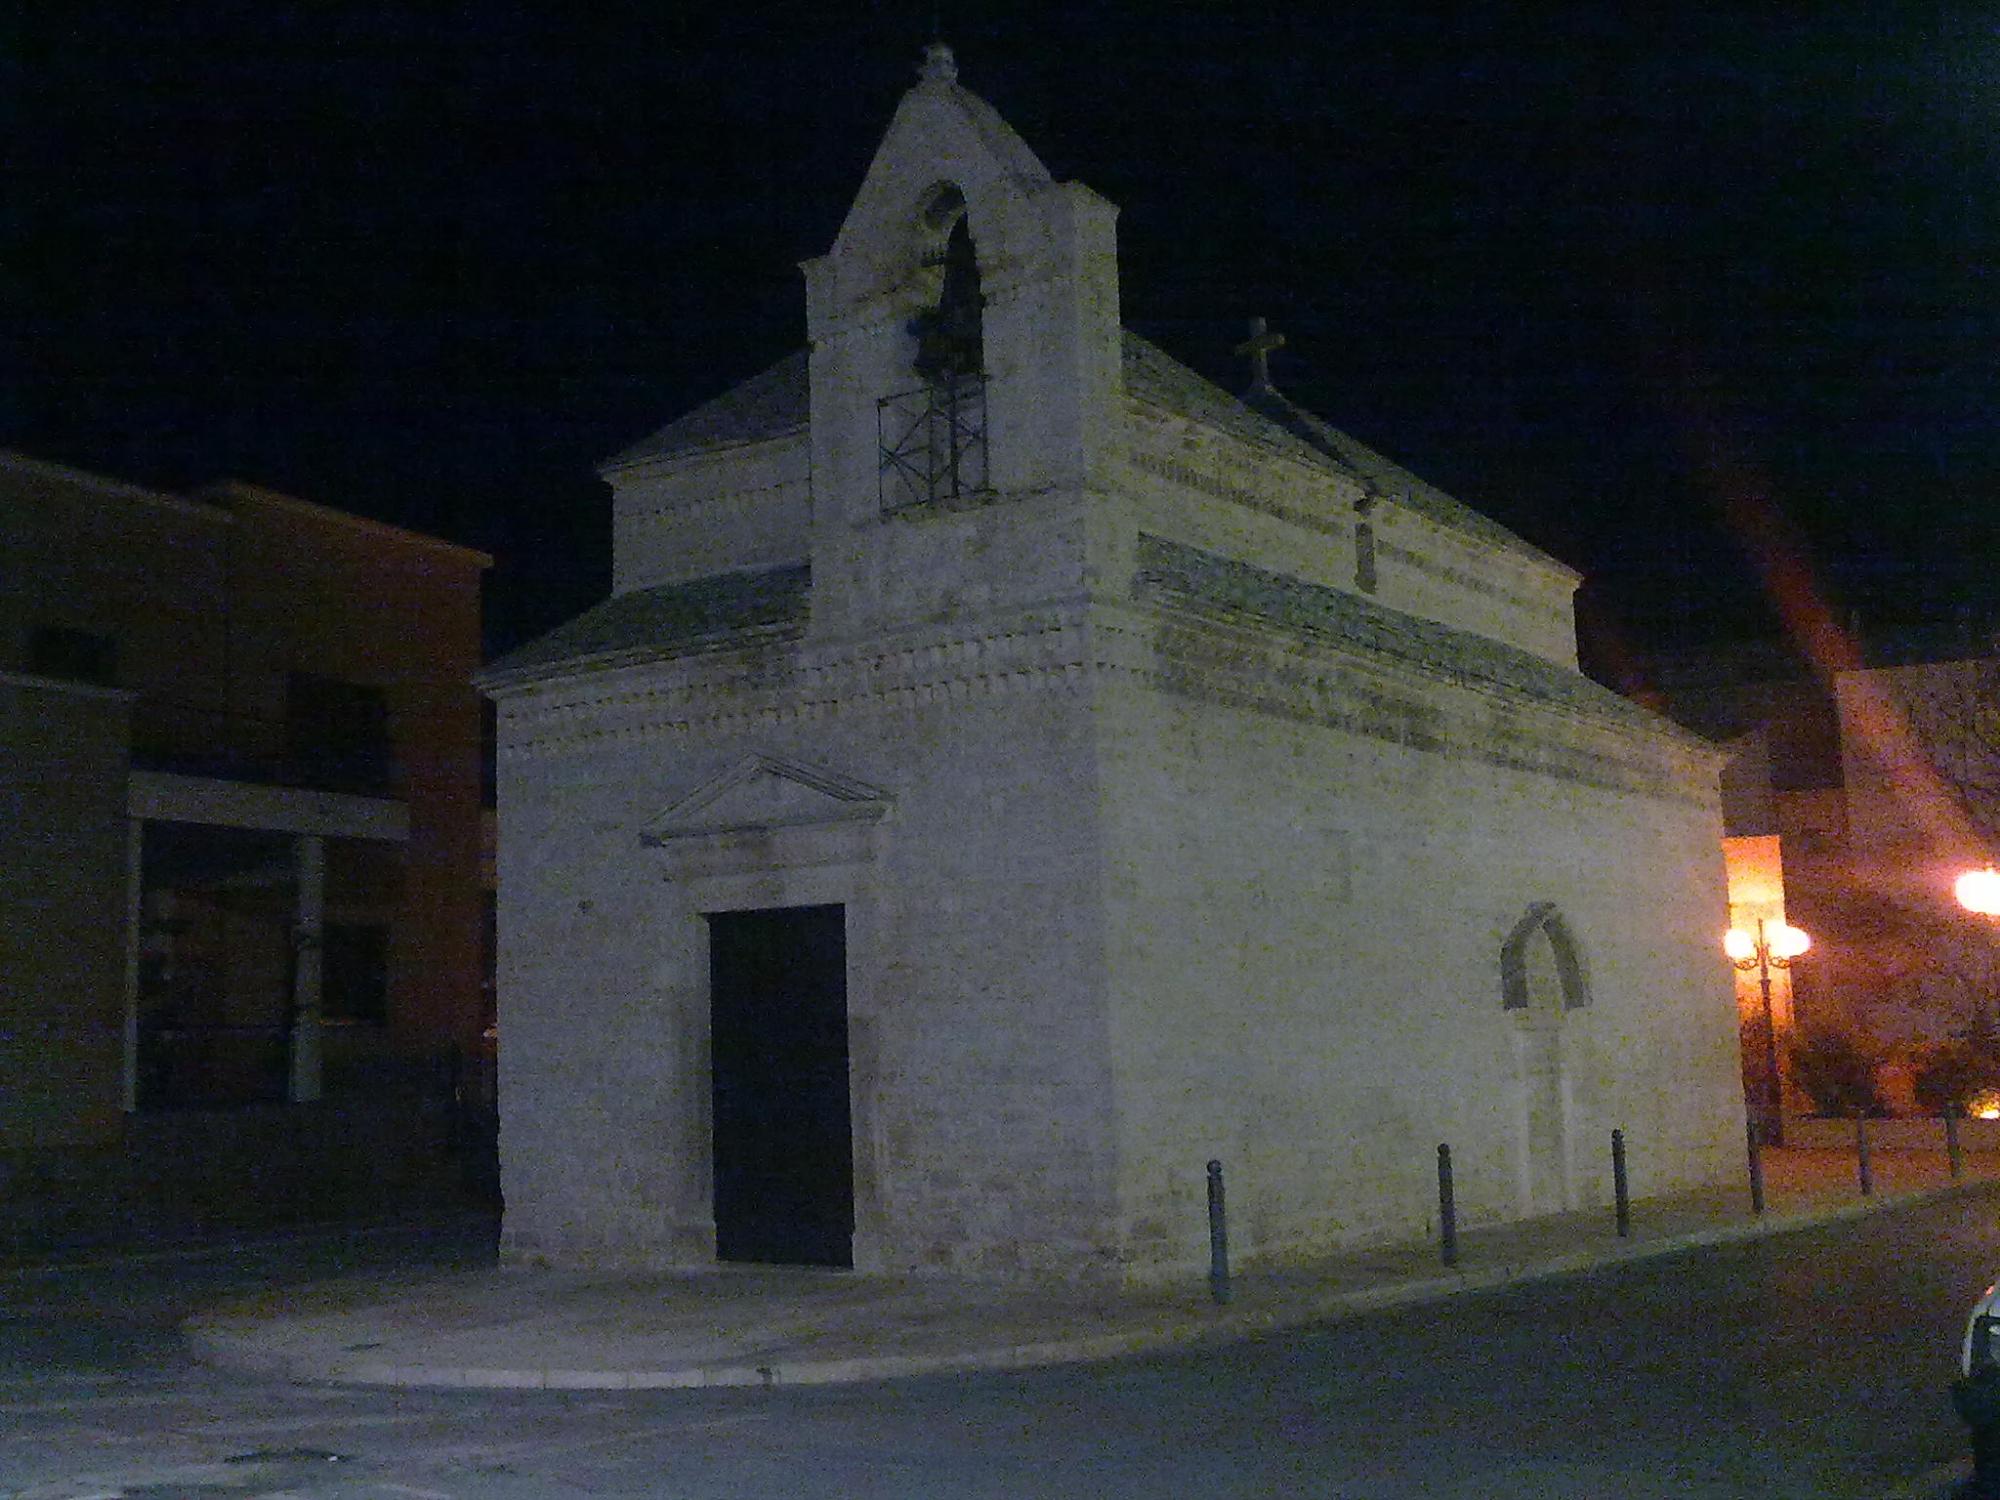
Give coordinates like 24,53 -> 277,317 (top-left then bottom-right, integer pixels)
3,1191 -> 1996,1499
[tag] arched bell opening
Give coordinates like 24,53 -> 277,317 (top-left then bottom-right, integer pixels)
877,182 -> 991,511
908,183 -> 984,384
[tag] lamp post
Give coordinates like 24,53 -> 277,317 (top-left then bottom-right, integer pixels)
1726,918 -> 1811,1147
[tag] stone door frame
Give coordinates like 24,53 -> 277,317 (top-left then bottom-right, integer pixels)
1501,901 -> 1592,1216
645,754 -> 892,1272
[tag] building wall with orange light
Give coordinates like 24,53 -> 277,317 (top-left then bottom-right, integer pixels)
1721,832 -> 1802,1105
216,485 -> 490,1052
0,453 -> 492,1124
1820,659 -> 2000,1050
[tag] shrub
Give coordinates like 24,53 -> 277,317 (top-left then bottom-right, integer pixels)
1911,1038 -> 2000,1116
1789,1026 -> 1888,1117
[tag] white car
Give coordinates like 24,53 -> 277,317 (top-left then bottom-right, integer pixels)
1966,1281 -> 2000,1376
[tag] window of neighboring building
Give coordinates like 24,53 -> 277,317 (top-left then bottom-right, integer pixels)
286,672 -> 393,792
28,624 -> 117,686
321,923 -> 389,1025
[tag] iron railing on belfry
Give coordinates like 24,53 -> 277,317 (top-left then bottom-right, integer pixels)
878,375 -> 987,513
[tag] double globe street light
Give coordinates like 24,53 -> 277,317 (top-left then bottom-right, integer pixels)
1725,918 -> 1811,1147
1717,870 -> 1995,1149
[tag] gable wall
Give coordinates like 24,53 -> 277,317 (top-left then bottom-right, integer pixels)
1118,403 -> 1578,666
608,436 -> 812,595
803,80 -> 1121,529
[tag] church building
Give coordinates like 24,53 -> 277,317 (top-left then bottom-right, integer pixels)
480,46 -> 1743,1278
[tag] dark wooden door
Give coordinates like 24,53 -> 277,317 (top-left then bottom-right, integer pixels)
707,905 -> 853,1267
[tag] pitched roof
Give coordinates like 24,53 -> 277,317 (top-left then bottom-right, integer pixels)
1120,332 -> 1563,571
1133,533 -> 1692,745
1116,332 -> 1360,476
479,563 -> 810,687
593,333 -> 1562,570
599,352 -> 810,473
1244,389 -> 1564,571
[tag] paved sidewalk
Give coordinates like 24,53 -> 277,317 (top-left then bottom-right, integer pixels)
187,1148 -> 2000,1391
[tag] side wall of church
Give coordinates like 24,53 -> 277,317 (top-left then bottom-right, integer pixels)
493,626 -> 1119,1273
1093,614 -> 1742,1276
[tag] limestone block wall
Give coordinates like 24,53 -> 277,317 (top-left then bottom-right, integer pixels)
1116,420 -> 1578,669
808,491 -> 1092,644
1094,626 -> 1740,1276
609,436 -> 811,595
492,734 -> 677,1264
493,625 -> 1116,1273
1111,437 -> 1365,602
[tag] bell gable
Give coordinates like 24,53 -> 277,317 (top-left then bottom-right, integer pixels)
799,44 -> 1123,558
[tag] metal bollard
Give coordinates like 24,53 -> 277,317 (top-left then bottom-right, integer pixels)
1950,1110 -> 1965,1182
1437,1143 -> 1458,1267
1856,1114 -> 1873,1198
1746,1117 -> 1765,1216
1206,1159 -> 1231,1304
1611,1128 -> 1630,1238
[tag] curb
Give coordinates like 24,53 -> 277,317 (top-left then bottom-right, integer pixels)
188,1181 -> 1987,1391
0,1212 -> 499,1280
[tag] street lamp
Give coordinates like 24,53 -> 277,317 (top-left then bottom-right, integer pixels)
1725,917 -> 1811,1147
1957,867 -> 2000,917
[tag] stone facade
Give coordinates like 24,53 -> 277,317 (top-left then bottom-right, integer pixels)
483,48 -> 1743,1278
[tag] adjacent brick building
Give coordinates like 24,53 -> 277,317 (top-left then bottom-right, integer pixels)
0,451 -> 491,1240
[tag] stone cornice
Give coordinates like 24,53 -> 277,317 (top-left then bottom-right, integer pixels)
1096,592 -> 1712,805
498,607 -> 1095,759
617,471 -> 806,526
498,565 -> 1711,805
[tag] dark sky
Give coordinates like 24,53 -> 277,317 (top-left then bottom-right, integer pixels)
12,5 -> 1998,677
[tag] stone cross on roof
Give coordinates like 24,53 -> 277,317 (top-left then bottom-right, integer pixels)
1235,317 -> 1286,394
920,42 -> 957,84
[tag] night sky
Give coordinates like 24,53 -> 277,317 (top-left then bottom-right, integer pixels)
13,5 -> 1998,680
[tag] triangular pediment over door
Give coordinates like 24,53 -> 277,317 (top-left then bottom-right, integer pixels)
642,754 -> 892,844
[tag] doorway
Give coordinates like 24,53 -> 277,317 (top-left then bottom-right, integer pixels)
707,904 -> 853,1267
1502,902 -> 1591,1217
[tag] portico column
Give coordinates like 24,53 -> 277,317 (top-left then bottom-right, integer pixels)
289,833 -> 325,1103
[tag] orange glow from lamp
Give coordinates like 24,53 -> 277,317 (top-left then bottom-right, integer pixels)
1957,868 -> 2000,917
